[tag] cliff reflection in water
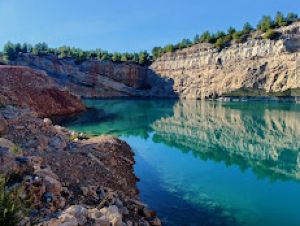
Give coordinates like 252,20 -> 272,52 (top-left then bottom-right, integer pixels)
65,99 -> 300,182
151,101 -> 300,181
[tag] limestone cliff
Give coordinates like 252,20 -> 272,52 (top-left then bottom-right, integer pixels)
9,22 -> 300,100
11,54 -> 175,98
150,22 -> 300,99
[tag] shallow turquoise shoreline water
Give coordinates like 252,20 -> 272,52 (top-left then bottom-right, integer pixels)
63,99 -> 300,226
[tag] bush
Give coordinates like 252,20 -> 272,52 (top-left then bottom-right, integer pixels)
215,38 -> 225,49
152,47 -> 163,60
257,16 -> 274,32
3,42 -> 18,62
0,177 -> 21,226
233,31 -> 245,43
243,22 -> 253,34
287,12 -> 298,24
227,27 -> 236,36
199,31 -> 212,43
263,29 -> 278,40
275,11 -> 288,27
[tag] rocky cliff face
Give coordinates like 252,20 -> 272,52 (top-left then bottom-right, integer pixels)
151,22 -> 300,99
9,22 -> 300,100
11,54 -> 176,98
0,66 -> 85,117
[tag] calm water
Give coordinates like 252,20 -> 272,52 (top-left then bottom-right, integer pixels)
63,99 -> 300,226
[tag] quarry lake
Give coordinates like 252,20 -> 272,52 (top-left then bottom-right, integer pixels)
63,99 -> 300,226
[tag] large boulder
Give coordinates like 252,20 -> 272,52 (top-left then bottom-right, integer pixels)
38,205 -> 88,226
99,205 -> 122,226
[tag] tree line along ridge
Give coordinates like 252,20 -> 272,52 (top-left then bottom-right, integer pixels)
2,12 -> 299,65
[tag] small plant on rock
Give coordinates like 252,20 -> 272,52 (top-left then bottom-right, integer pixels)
11,146 -> 22,155
0,176 -> 22,226
263,29 -> 279,40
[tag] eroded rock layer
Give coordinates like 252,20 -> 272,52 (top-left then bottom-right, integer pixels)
0,66 -> 85,117
11,55 -> 176,98
7,23 -> 300,100
151,22 -> 300,99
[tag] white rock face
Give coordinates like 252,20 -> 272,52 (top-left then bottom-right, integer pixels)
150,22 -> 300,99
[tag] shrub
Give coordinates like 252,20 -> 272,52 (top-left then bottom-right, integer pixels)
199,31 -> 212,43
263,29 -> 278,40
3,42 -> 18,62
178,39 -> 192,49
138,51 -> 150,65
152,47 -> 163,60
11,146 -> 22,155
32,42 -> 48,55
275,11 -> 288,27
227,27 -> 236,36
243,22 -> 253,34
233,31 -> 245,43
111,52 -> 122,62
257,16 -> 274,32
193,34 -> 200,44
0,177 -> 21,226
215,38 -> 225,49
287,12 -> 298,24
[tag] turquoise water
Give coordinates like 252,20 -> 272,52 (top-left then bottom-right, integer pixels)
63,99 -> 300,226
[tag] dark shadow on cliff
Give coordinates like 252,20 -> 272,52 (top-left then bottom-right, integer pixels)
144,68 -> 178,98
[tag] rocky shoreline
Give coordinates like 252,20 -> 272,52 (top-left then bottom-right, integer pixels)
0,106 -> 161,226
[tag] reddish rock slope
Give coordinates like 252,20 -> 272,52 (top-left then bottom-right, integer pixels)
0,65 -> 85,117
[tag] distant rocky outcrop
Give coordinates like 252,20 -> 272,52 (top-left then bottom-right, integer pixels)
0,65 -> 85,117
7,23 -> 300,101
151,22 -> 300,99
11,55 -> 176,98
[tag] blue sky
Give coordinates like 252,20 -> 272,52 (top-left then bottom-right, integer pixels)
0,0 -> 299,52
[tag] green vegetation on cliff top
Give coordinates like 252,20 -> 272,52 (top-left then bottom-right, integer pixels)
3,42 -> 151,65
152,11 -> 299,59
2,12 -> 299,65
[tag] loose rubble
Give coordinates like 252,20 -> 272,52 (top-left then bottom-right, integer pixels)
0,106 -> 161,226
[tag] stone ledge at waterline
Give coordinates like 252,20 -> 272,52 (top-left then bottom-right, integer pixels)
0,106 -> 162,226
